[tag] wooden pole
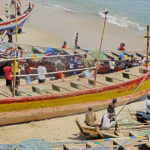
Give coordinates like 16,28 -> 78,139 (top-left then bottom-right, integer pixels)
12,0 -> 18,97
146,25 -> 149,69
94,9 -> 108,88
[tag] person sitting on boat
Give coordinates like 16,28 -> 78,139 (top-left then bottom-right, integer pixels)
78,69 -> 91,78
84,107 -> 97,127
109,58 -> 116,73
139,57 -> 145,66
100,109 -> 118,131
37,65 -> 47,83
62,41 -> 67,49
115,57 -> 122,72
107,98 -> 117,116
146,93 -> 150,115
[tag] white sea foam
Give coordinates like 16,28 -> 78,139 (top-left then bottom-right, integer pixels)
52,4 -> 79,13
98,12 -> 144,31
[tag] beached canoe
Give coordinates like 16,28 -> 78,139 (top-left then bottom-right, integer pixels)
0,66 -> 149,125
0,4 -> 34,32
75,117 -> 150,139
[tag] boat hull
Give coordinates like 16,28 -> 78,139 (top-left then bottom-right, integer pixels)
0,73 -> 149,125
0,4 -> 34,32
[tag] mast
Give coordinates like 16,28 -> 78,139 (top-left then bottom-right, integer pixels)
12,0 -> 18,96
145,25 -> 150,69
94,9 -> 108,88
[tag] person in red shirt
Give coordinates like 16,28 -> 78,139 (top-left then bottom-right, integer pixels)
119,43 -> 125,51
3,63 -> 12,87
55,71 -> 63,80
62,41 -> 67,49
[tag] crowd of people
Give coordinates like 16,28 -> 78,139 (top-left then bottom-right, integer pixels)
108,55 -> 146,73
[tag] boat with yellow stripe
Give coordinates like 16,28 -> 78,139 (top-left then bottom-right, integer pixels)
0,65 -> 149,125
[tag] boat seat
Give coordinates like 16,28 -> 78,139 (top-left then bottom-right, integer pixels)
51,82 -> 79,92
70,80 -> 93,90
0,88 -> 12,97
16,89 -> 39,96
105,74 -> 129,83
32,85 -> 59,94
122,72 -> 141,79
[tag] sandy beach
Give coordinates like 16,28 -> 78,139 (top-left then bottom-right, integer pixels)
0,0 -> 149,145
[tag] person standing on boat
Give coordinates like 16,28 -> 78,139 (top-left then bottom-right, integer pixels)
24,61 -> 31,85
83,54 -> 90,68
146,93 -> 150,115
75,33 -> 79,49
62,41 -> 67,49
69,56 -> 78,75
37,65 -> 47,83
109,58 -> 115,73
3,63 -> 12,88
84,107 -> 97,127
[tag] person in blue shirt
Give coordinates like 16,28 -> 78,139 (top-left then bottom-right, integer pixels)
70,56 -> 78,75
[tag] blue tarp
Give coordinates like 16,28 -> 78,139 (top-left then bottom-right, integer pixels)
44,47 -> 53,55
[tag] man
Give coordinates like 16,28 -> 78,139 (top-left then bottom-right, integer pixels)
75,33 -> 79,49
146,93 -> 150,115
24,62 -> 31,85
109,58 -> 115,73
100,109 -> 118,131
37,65 -> 47,83
62,41 -> 67,49
107,98 -> 117,116
70,56 -> 78,75
83,54 -> 90,68
84,107 -> 97,127
3,63 -> 12,87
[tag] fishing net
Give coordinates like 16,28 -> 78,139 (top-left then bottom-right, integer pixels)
14,138 -> 52,150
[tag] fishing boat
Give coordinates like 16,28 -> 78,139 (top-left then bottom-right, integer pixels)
0,65 -> 149,126
75,117 -> 150,139
0,3 -> 34,33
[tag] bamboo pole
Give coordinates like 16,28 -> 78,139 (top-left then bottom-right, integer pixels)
146,25 -> 149,69
94,9 -> 108,88
12,0 -> 18,96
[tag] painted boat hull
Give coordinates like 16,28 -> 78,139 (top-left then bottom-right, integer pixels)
0,72 -> 149,125
0,4 -> 34,32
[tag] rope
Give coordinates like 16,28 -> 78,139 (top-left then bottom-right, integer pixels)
14,67 -> 96,77
115,71 -> 150,119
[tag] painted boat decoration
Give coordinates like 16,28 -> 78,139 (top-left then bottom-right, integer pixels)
0,4 -> 34,32
0,66 -> 149,125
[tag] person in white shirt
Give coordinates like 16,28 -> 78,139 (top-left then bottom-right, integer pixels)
100,108 -> 118,131
37,65 -> 47,83
109,58 -> 116,73
146,93 -> 150,115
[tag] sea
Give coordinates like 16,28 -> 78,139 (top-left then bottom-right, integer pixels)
34,0 -> 150,31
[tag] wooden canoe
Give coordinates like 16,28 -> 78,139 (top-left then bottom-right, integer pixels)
0,66 -> 149,126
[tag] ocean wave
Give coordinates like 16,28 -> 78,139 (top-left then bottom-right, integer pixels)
52,4 -> 79,13
98,12 -> 144,31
